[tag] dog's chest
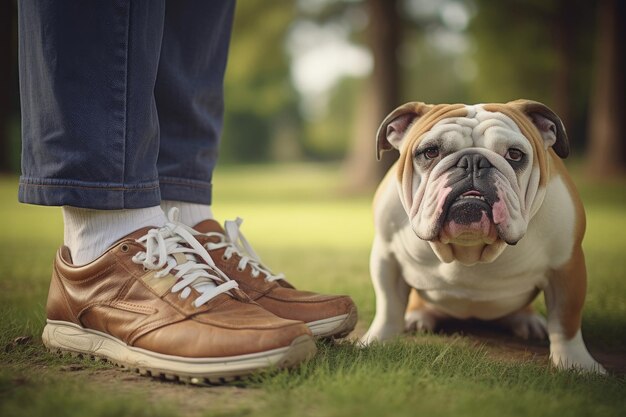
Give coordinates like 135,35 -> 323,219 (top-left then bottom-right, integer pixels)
391,225 -> 551,318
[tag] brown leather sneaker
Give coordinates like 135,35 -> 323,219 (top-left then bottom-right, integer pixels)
193,218 -> 358,339
42,219 -> 316,384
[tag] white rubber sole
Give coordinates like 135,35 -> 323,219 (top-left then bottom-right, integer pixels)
306,307 -> 358,339
42,320 -> 316,385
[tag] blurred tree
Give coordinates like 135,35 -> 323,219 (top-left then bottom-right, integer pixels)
221,0 -> 302,163
343,0 -> 402,192
469,0 -> 626,176
295,0 -> 474,191
586,0 -> 626,177
342,0 -> 475,191
468,0 -> 595,151
0,0 -> 18,173
553,0 -> 577,134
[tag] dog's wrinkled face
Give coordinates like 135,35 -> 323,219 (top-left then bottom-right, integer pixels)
377,100 -> 568,265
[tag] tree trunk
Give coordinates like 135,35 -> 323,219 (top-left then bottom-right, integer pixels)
342,0 -> 401,193
0,0 -> 15,173
586,0 -> 626,177
552,0 -> 575,137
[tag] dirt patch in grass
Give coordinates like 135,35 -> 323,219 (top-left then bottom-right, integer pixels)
82,368 -> 264,416
21,365 -> 263,417
2,341 -> 266,417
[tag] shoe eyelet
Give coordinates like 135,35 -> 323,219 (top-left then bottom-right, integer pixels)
142,266 -> 149,272
236,267 -> 244,272
222,255 -> 228,261
120,244 -> 129,253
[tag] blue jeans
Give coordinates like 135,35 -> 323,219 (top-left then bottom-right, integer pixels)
18,0 -> 235,209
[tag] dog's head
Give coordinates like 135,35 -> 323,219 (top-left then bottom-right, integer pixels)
377,100 -> 569,265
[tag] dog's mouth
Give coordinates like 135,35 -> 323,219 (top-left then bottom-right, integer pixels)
437,190 -> 499,245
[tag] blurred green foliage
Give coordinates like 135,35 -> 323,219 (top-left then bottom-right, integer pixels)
220,0 -> 302,162
303,77 -> 363,159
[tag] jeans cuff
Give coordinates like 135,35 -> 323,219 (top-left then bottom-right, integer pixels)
158,176 -> 212,205
18,177 -> 161,209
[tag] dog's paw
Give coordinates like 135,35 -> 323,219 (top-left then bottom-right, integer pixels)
496,310 -> 548,340
359,333 -> 376,346
404,309 -> 439,333
550,330 -> 607,374
361,322 -> 405,345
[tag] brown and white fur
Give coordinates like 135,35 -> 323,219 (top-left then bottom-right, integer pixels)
361,100 -> 605,373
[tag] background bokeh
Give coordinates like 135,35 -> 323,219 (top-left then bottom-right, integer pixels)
1,0 -> 624,190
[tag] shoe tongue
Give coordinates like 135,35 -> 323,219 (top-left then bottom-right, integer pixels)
123,224 -> 223,294
193,219 -> 225,234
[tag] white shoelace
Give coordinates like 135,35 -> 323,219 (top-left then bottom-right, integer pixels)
131,208 -> 238,307
204,218 -> 285,283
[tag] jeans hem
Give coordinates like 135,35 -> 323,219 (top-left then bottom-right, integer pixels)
18,177 -> 161,209
158,176 -> 212,205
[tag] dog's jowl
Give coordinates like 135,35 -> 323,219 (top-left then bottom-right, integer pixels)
362,100 -> 605,373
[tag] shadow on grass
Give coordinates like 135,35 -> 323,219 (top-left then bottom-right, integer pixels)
400,318 -> 626,376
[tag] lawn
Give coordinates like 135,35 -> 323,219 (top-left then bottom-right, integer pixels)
0,162 -> 624,417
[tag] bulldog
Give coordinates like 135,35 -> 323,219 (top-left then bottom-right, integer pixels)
361,100 -> 605,373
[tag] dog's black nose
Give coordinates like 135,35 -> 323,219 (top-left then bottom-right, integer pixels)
457,154 -> 492,173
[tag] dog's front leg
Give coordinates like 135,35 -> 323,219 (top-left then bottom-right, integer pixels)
361,237 -> 410,344
544,245 -> 606,373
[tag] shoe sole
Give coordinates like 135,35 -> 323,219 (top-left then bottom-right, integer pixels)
306,306 -> 358,339
42,319 -> 316,385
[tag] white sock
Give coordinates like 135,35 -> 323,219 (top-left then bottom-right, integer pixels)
160,200 -> 213,226
62,206 -> 167,265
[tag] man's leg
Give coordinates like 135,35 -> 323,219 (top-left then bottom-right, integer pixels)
18,0 -> 168,264
155,0 -> 235,225
18,1 -> 316,380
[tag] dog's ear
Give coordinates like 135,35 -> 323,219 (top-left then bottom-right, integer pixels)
376,102 -> 433,160
509,99 -> 569,158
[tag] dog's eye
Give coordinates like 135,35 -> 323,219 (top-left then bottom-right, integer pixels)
423,147 -> 440,160
505,148 -> 524,162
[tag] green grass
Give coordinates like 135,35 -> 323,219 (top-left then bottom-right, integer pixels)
0,162 -> 624,417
